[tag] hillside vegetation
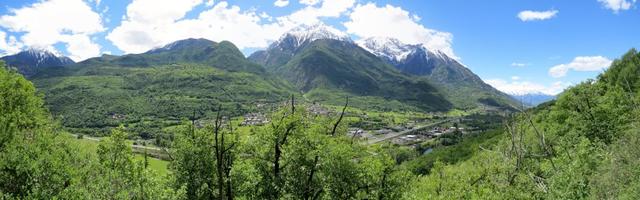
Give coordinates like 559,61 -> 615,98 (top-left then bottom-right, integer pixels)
0,62 -> 412,199
405,49 -> 640,199
28,39 -> 296,136
3,49 -> 640,199
271,39 -> 452,111
33,64 -> 294,137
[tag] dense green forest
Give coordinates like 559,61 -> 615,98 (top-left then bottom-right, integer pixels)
2,48 -> 640,199
0,61 -> 410,199
406,49 -> 640,199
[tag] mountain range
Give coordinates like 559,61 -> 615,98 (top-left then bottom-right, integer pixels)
249,24 -> 453,111
356,37 -> 518,110
2,23 -> 518,134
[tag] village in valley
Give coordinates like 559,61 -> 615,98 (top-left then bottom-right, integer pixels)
238,101 -> 504,148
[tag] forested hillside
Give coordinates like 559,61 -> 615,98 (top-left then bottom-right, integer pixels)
28,39 -> 296,137
405,49 -> 640,199
0,61 -> 411,199
2,48 -> 640,199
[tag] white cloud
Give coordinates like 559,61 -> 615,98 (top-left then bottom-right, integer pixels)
598,0 -> 636,12
205,0 -> 215,7
107,0 -> 354,54
511,76 -> 521,80
511,62 -> 528,67
0,30 -> 24,56
281,0 -> 355,25
107,0 -> 205,53
274,0 -> 289,7
486,79 -> 570,95
343,3 -> 457,59
0,0 -> 105,61
299,0 -> 320,6
548,56 -> 612,78
61,34 -> 101,61
517,9 -> 558,21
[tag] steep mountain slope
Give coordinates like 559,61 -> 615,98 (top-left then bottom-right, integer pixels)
407,49 -> 640,199
30,39 -> 294,136
1,48 -> 74,76
77,38 -> 264,74
358,37 -> 518,109
250,24 -> 451,111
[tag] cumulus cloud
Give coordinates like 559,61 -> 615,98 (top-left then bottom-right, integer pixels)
274,0 -> 289,7
343,3 -> 457,59
282,0 -> 355,25
548,56 -> 612,78
486,79 -> 570,95
0,30 -> 24,56
61,34 -> 101,61
598,0 -> 636,12
205,0 -> 215,7
299,0 -> 321,6
107,0 -> 354,54
517,9 -> 558,21
0,0 -> 105,61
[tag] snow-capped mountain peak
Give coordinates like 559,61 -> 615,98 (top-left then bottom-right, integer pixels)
24,48 -> 60,64
19,48 -> 72,66
272,23 -> 352,50
1,47 -> 75,76
357,37 -> 420,62
357,36 -> 460,65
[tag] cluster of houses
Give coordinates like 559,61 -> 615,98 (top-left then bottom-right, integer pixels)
240,113 -> 269,126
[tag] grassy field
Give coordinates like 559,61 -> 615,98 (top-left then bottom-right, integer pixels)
70,135 -> 170,176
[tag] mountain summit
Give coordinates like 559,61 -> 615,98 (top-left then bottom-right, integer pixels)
276,23 -> 352,49
249,23 -> 352,68
357,37 -> 459,80
357,37 -> 451,66
358,36 -> 519,109
78,38 -> 265,74
1,48 -> 74,76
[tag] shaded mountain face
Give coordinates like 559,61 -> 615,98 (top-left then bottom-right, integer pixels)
1,49 -> 74,76
28,38 -> 294,135
250,24 -> 452,111
358,37 -> 518,110
78,38 -> 264,74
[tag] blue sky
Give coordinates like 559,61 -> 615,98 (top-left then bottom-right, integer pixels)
0,0 -> 638,95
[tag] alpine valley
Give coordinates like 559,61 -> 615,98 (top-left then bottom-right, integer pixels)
2,1 -> 639,199
1,23 -> 519,136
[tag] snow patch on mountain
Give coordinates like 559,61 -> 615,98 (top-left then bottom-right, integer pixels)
272,23 -> 352,50
24,48 -> 66,66
357,36 -> 458,65
357,37 -> 419,62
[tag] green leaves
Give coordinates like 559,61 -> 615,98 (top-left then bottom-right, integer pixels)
0,62 -> 47,150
